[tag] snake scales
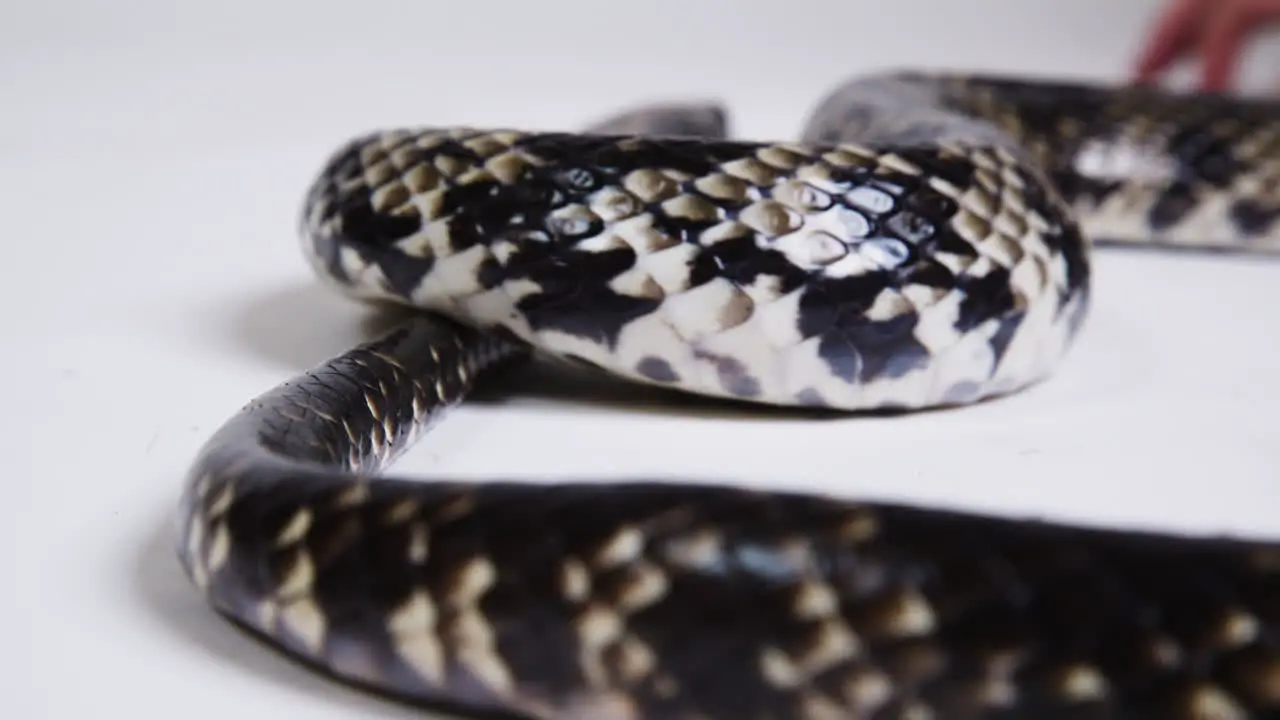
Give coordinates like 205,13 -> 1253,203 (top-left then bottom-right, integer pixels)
177,72 -> 1280,719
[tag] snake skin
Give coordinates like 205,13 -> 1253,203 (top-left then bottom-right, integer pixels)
177,72 -> 1280,719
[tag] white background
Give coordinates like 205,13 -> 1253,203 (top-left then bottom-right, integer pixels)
4,1 -> 1279,717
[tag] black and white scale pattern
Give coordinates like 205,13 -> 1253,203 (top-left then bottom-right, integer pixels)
302,122 -> 1087,411
178,72 -> 1280,720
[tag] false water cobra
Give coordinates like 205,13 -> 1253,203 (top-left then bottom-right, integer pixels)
176,72 -> 1280,719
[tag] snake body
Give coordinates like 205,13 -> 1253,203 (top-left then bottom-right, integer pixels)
178,72 -> 1280,719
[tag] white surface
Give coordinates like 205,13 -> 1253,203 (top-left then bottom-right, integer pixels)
4,1 -> 1280,717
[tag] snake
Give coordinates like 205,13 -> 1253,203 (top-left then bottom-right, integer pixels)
176,71 -> 1280,719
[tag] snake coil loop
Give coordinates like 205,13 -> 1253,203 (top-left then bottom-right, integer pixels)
178,72 -> 1280,719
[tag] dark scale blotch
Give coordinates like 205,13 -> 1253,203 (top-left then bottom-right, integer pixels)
649,211 -> 721,251
1231,199 -> 1280,236
511,244 -> 663,349
334,193 -> 423,251
437,178 -> 562,253
1162,123 -> 1244,188
797,274 -> 931,385
590,496 -> 862,720
897,148 -> 978,191
377,252 -> 436,299
636,356 -> 679,383
397,488 -> 600,707
1062,287 -> 1091,341
315,515 -> 415,615
504,239 -> 637,298
687,234 -> 810,293
905,181 -> 959,217
886,180 -> 973,259
434,177 -> 505,214
1148,182 -> 1200,233
470,592 -> 587,706
209,480 -> 298,608
985,310 -> 1026,371
707,354 -> 761,398
820,313 -> 930,384
954,266 -> 1018,333
516,133 -> 761,179
929,226 -> 981,259
827,162 -> 885,190
794,388 -> 829,407
814,333 -> 863,383
796,272 -> 897,339
509,174 -> 568,212
270,496 -> 437,678
1050,223 -> 1091,312
902,258 -> 959,289
1053,170 -> 1124,207
941,380 -> 984,404
309,226 -> 351,284
430,137 -> 486,163
474,254 -> 505,291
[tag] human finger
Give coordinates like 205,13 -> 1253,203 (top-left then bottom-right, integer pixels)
1196,7 -> 1254,90
1133,0 -> 1209,81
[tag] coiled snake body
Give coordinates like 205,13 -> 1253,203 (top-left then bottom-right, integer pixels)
178,72 -> 1280,719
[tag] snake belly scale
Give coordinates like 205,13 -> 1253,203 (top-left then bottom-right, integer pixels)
177,72 -> 1280,719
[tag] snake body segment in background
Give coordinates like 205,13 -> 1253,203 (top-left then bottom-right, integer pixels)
177,73 -> 1280,719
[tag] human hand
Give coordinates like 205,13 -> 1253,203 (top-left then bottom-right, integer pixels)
1133,0 -> 1280,91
